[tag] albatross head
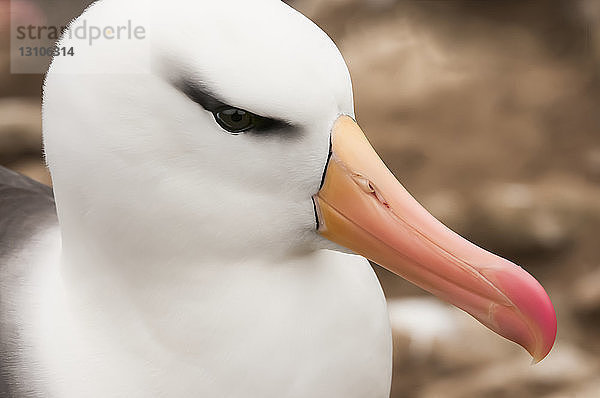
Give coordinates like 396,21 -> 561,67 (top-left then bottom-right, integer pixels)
44,0 -> 350,262
43,0 -> 556,362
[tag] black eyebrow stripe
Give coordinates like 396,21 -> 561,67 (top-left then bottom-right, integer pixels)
175,79 -> 226,113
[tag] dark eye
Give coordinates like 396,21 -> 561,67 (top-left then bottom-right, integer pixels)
214,107 -> 255,134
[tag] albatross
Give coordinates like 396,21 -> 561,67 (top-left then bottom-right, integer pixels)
1,0 -> 556,396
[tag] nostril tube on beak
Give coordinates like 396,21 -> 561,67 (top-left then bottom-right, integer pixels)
351,174 -> 390,208
351,174 -> 375,194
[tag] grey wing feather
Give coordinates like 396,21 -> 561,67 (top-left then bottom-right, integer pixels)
0,166 -> 57,257
0,166 -> 57,397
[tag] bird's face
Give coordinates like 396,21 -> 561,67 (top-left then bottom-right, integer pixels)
45,0 -> 353,258
43,0 -> 556,362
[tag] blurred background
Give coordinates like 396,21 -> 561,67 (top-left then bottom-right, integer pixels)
1,0 -> 600,397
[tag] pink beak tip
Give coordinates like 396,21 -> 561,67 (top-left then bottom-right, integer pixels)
491,264 -> 557,363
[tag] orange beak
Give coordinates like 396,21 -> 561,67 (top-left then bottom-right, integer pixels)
313,116 -> 557,362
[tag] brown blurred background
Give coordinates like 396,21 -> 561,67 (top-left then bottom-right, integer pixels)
2,0 -> 600,397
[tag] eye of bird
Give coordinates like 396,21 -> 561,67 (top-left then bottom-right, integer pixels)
214,107 -> 256,134
212,106 -> 290,135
